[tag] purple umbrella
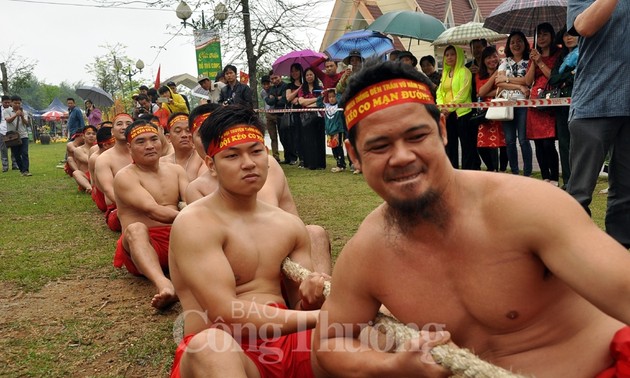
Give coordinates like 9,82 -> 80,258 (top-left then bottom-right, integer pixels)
325,30 -> 394,62
483,0 -> 568,37
272,49 -> 327,76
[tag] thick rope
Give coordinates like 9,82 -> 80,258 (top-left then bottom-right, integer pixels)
282,258 -> 526,378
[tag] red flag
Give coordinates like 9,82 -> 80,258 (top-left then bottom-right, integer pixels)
239,70 -> 250,85
154,65 -> 161,89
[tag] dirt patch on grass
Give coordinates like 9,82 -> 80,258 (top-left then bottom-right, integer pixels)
0,270 -> 180,377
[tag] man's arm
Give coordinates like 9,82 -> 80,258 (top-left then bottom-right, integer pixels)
94,154 -> 115,202
529,184 -> 630,323
176,164 -> 190,204
572,0 -> 618,37
313,233 -> 448,377
67,144 -> 79,171
113,169 -> 179,224
170,210 -> 318,337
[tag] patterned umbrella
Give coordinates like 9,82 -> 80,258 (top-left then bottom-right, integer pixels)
325,30 -> 394,62
367,11 -> 446,43
483,0 -> 568,37
272,49 -> 327,76
41,110 -> 68,122
432,22 -> 508,46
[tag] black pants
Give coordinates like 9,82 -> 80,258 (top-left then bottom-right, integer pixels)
533,138 -> 559,181
278,114 -> 298,163
446,112 -> 480,170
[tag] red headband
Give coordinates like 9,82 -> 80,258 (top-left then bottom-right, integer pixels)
344,79 -> 434,130
191,113 -> 210,134
127,125 -> 158,142
207,125 -> 265,158
113,113 -> 133,123
168,114 -> 189,130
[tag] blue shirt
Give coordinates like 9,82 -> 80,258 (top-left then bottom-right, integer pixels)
67,106 -> 85,136
567,0 -> 630,120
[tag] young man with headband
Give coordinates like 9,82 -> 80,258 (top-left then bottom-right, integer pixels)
94,113 -> 134,232
185,104 -> 332,279
313,60 -> 630,377
71,125 -> 97,193
89,127 -> 116,212
113,120 -> 188,309
168,105 -> 327,377
160,112 -> 206,182
64,128 -> 85,178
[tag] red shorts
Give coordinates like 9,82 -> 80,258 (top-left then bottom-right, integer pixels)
91,186 -> 107,212
113,226 -> 171,276
64,162 -> 73,177
170,303 -> 314,378
596,326 -> 630,378
105,204 -> 121,232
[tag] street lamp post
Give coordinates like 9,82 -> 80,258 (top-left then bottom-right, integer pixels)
176,1 -> 228,30
125,59 -> 145,93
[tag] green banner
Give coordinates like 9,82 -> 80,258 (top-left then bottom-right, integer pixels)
194,29 -> 222,81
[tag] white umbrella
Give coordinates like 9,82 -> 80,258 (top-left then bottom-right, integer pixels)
432,22 -> 508,46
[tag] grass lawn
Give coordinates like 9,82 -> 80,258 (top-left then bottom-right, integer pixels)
0,141 -> 610,377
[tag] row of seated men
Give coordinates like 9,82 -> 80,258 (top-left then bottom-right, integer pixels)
63,105 -> 331,310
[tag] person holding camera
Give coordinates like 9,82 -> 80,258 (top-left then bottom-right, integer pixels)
218,64 -> 253,109
2,95 -> 31,176
157,86 -> 188,116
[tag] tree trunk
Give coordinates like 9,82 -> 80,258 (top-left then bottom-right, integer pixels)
241,0 -> 258,109
1,63 -> 8,94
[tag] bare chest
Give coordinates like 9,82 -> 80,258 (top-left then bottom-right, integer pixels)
137,169 -> 181,204
370,232 -> 563,346
223,220 -> 293,289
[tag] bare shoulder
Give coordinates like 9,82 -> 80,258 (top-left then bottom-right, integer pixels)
462,171 -> 589,231
159,153 -> 174,163
160,161 -> 186,176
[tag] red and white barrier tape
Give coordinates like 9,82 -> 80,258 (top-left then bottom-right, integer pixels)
256,97 -> 571,113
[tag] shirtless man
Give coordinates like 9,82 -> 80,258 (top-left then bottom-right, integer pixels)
113,120 -> 188,309
88,121 -> 112,158
94,113 -> 134,232
64,129 -> 84,177
160,113 -> 206,183
71,125 -> 97,193
186,104 -> 331,279
312,60 -> 630,377
89,126 -> 117,212
169,106 -> 326,377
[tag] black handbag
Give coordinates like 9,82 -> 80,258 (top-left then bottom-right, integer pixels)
536,84 -> 562,112
279,111 -> 292,130
2,130 -> 21,147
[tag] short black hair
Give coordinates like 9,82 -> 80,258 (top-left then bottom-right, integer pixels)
158,86 -> 170,95
84,125 -> 98,134
420,55 -> 436,67
10,95 -> 22,102
340,59 -> 441,150
67,97 -> 75,102
188,103 -> 221,130
223,64 -> 237,75
469,39 -> 488,48
136,94 -> 149,102
96,126 -> 113,144
199,105 -> 264,156
139,85 -> 149,91
1,95 -> 10,101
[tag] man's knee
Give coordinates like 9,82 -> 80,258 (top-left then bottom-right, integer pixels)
124,222 -> 150,247
180,329 -> 241,376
